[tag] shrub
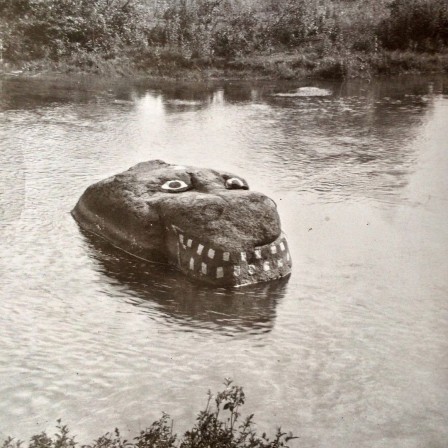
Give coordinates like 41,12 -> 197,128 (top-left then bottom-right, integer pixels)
378,0 -> 448,51
266,0 -> 329,48
2,380 -> 296,448
212,11 -> 269,58
0,0 -> 149,62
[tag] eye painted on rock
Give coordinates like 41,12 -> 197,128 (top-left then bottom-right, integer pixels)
161,179 -> 190,193
225,177 -> 248,190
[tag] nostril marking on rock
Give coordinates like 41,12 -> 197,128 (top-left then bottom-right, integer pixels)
197,244 -> 204,255
208,248 -> 215,259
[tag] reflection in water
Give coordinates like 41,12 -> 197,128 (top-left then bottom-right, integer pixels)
262,87 -> 432,201
0,75 -> 447,447
82,230 -> 288,334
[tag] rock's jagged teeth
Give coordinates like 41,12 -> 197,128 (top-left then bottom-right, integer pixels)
165,226 -> 292,286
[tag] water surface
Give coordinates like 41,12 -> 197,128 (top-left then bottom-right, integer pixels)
1,75 -> 447,448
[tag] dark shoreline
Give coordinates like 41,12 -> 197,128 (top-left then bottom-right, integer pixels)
2,49 -> 447,82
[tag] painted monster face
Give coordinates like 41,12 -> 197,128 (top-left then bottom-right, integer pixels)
72,160 -> 291,286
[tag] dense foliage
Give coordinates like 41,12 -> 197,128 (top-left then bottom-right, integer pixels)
0,0 -> 148,61
1,380 -> 296,448
378,0 -> 448,51
0,0 -> 447,76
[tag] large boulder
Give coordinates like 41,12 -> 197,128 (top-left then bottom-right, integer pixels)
72,160 -> 292,287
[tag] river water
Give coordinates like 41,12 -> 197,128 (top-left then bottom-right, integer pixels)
1,75 -> 447,448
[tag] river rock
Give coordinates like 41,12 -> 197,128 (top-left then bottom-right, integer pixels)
72,160 -> 292,287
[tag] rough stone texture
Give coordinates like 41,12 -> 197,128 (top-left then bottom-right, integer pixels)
72,160 -> 292,286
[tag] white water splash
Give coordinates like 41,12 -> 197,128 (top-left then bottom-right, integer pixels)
273,86 -> 332,97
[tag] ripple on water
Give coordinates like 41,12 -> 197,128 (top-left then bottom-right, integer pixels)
0,76 -> 447,447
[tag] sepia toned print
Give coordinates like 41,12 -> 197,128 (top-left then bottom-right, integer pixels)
1,2 -> 448,447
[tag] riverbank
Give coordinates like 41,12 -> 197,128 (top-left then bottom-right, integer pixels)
2,0 -> 447,81
2,49 -> 448,81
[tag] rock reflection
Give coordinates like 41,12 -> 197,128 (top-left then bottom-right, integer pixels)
82,230 -> 289,334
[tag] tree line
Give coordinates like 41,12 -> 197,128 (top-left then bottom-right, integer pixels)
1,0 -> 447,75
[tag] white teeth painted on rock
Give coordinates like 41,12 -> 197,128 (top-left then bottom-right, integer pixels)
168,225 -> 290,283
